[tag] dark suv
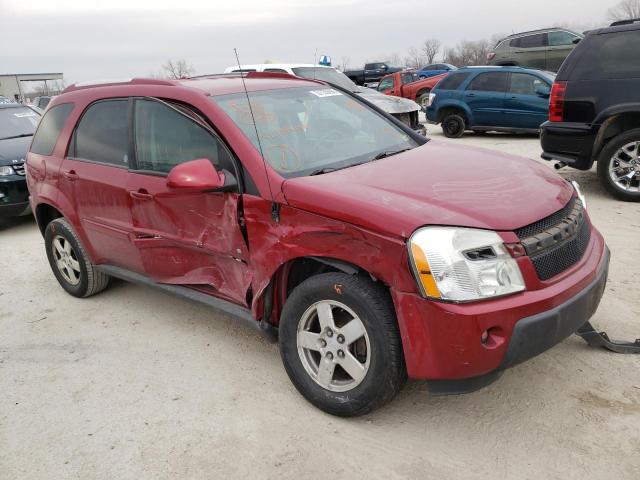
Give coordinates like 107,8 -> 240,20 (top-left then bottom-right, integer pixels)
541,19 -> 640,201
488,28 -> 583,72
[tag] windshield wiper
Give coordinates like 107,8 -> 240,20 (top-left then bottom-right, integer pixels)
372,148 -> 412,161
309,162 -> 369,176
0,134 -> 34,140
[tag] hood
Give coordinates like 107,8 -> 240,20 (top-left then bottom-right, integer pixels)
355,87 -> 421,114
282,140 -> 573,238
0,136 -> 32,166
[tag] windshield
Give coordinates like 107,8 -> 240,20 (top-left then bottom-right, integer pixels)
213,86 -> 418,178
0,107 -> 40,140
291,67 -> 358,92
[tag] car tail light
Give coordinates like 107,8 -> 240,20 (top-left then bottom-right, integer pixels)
486,52 -> 496,61
549,81 -> 567,122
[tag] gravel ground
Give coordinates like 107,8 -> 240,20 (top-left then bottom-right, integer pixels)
1,125 -> 639,480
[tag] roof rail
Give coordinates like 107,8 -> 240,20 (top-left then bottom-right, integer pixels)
610,18 -> 640,26
62,77 -> 176,94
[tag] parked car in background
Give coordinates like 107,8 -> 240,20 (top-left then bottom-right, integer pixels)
0,103 -> 40,217
488,28 -> 583,72
224,64 -> 425,134
541,19 -> 640,202
32,96 -> 54,110
426,66 -> 554,138
377,71 -> 447,108
416,63 -> 457,79
0,96 -> 12,104
27,74 -> 609,416
343,62 -> 403,86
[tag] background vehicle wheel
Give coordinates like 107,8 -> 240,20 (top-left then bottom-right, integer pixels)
279,272 -> 406,416
44,218 -> 110,298
597,128 -> 640,201
416,90 -> 431,110
441,113 -> 466,138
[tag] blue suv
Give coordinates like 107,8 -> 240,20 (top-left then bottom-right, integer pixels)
416,63 -> 457,78
426,67 -> 555,138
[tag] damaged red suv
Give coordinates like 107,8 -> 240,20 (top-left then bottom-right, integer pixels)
27,73 -> 609,416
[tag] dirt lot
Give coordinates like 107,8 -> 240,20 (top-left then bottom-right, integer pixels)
2,126 -> 639,480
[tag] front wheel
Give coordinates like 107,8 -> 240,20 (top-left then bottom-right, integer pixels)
441,113 -> 466,138
597,128 -> 640,201
279,273 -> 406,416
417,90 -> 431,109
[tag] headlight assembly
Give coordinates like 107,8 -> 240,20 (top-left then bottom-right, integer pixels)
0,165 -> 15,176
408,227 -> 525,302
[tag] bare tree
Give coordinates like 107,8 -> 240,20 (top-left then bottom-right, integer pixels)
162,59 -> 195,79
404,47 -> 426,69
608,0 -> 640,21
338,56 -> 350,72
387,52 -> 402,67
421,38 -> 441,64
443,39 -> 491,67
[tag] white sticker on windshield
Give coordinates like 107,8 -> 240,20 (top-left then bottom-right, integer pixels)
310,88 -> 342,98
14,112 -> 37,118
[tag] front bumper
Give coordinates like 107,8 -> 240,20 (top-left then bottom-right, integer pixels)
540,121 -> 597,170
0,175 -> 30,217
392,227 -> 608,384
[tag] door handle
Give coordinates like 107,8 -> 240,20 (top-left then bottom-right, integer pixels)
62,170 -> 78,181
129,189 -> 154,200
466,93 -> 476,97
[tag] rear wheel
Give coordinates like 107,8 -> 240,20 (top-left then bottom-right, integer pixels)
44,218 -> 110,297
441,113 -> 466,138
597,129 -> 640,201
279,273 -> 406,416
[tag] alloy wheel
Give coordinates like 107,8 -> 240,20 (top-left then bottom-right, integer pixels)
609,141 -> 640,193
52,234 -> 81,285
296,300 -> 371,392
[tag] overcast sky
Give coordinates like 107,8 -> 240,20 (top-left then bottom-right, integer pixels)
1,0 -> 618,88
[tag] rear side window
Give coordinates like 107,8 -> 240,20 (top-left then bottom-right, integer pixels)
134,99 -> 233,174
517,33 -> 547,48
568,30 -> 640,80
72,100 -> 129,167
264,68 -> 287,73
30,103 -> 74,156
437,72 -> 471,90
467,72 -> 508,92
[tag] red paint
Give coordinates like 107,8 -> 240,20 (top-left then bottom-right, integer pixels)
379,72 -> 446,101
27,75 -> 607,382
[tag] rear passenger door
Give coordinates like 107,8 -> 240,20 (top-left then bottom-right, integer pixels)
126,98 -> 251,306
464,72 -> 508,127
62,99 -> 144,272
504,73 -> 550,128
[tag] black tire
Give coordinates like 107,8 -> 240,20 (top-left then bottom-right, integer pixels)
279,273 -> 406,417
44,218 -> 110,298
441,113 -> 466,138
597,128 -> 640,202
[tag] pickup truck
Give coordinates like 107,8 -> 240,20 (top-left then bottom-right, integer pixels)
344,62 -> 403,86
377,71 -> 447,109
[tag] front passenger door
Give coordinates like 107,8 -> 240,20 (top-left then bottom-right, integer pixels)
127,98 -> 251,306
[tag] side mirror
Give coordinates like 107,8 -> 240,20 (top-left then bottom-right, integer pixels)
166,158 -> 236,192
535,85 -> 551,98
382,65 -> 388,71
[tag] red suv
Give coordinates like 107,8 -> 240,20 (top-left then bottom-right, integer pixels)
27,73 -> 609,416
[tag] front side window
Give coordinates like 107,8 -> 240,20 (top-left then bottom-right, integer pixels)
212,86 -> 418,178
508,73 -> 549,95
377,77 -> 394,91
30,103 -> 73,155
134,99 -> 233,174
437,72 -> 471,90
73,100 -> 129,167
548,31 -> 579,46
467,72 -> 508,92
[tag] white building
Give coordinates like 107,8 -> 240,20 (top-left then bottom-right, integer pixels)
0,73 -> 64,102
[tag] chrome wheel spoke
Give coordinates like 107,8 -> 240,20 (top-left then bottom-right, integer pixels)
53,238 -> 65,257
51,234 -> 81,286
68,256 -> 80,272
338,352 -> 367,383
316,302 -> 335,330
340,318 -> 366,345
298,331 -> 322,351
610,141 -> 640,191
316,359 -> 336,388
